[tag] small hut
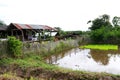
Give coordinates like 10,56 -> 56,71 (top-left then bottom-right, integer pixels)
7,23 -> 57,41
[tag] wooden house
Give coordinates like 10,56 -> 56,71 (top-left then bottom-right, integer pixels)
0,23 -> 57,41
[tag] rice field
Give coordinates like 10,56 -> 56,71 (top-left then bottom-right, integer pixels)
80,44 -> 118,50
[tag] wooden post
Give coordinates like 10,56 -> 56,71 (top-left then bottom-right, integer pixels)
50,30 -> 52,41
38,29 -> 41,42
21,30 -> 24,41
11,30 -> 13,36
43,30 -> 45,40
38,33 -> 41,42
50,30 -> 52,37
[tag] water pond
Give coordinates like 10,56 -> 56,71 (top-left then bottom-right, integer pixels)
46,48 -> 120,74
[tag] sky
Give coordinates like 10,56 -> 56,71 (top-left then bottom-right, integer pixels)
0,0 -> 120,31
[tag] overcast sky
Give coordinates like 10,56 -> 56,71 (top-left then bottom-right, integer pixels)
0,0 -> 120,31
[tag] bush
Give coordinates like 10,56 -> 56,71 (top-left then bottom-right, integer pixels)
90,26 -> 120,44
7,36 -> 22,57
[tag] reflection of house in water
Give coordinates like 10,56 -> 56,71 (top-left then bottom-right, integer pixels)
0,23 -> 57,41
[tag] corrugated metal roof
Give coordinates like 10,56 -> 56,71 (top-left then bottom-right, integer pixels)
11,23 -> 55,31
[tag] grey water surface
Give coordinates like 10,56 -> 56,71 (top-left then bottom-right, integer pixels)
46,48 -> 120,74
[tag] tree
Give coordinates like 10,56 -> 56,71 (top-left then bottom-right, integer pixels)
101,14 -> 110,22
54,27 -> 66,36
89,14 -> 120,44
0,20 -> 6,26
54,27 -> 62,32
89,18 -> 104,30
112,16 -> 120,27
88,14 -> 112,30
87,20 -> 91,24
90,27 -> 105,43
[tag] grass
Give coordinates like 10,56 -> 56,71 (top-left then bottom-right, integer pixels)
1,55 -> 118,80
0,41 -> 120,79
0,54 -> 58,71
0,53 -> 119,80
80,44 -> 118,50
0,73 -> 23,80
0,40 -> 76,71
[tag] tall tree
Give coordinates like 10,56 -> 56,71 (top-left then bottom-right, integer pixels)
89,18 -> 104,30
88,14 -> 112,30
112,16 -> 120,27
101,14 -> 110,22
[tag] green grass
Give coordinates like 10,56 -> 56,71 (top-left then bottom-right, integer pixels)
1,55 -> 120,79
0,41 -> 120,79
0,54 -> 58,71
80,44 -> 118,50
0,73 -> 23,80
0,48 -> 120,79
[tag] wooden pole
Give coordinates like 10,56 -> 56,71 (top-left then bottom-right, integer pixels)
43,30 -> 45,40
20,30 -> 24,41
38,29 -> 41,42
11,30 -> 13,36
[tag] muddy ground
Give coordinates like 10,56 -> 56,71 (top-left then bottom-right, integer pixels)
0,64 -> 120,80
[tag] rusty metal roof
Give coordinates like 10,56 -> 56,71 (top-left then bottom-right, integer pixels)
11,23 -> 56,31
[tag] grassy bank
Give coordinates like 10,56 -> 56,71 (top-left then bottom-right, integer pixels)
0,40 -> 120,80
1,53 -> 120,80
80,44 -> 118,50
0,40 -> 77,69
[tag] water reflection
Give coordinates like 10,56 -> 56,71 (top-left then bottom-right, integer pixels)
90,49 -> 120,65
90,50 -> 110,65
45,48 -> 120,74
46,48 -> 79,64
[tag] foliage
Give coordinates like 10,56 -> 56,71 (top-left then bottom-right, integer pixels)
90,26 -> 120,44
54,27 -> 67,36
7,36 -> 22,57
90,27 -> 105,43
0,20 -> 6,26
54,27 -> 62,31
88,14 -> 112,30
88,14 -> 120,44
1,53 -> 119,80
100,14 -> 110,22
80,44 -> 118,50
0,40 -> 120,79
112,16 -> 120,27
0,73 -> 23,80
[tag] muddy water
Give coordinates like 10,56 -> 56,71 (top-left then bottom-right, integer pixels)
46,48 -> 120,74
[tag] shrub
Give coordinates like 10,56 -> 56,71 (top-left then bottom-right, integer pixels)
7,36 -> 22,57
